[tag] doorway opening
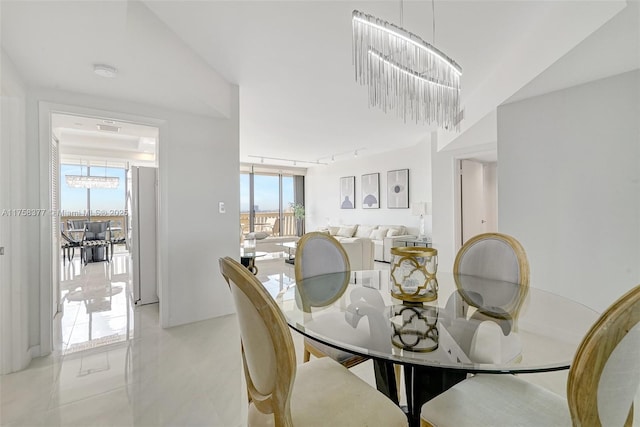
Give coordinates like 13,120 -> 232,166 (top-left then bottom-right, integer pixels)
53,112 -> 159,354
455,157 -> 498,249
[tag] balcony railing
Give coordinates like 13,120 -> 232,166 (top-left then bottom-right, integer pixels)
240,212 -> 299,237
62,212 -> 299,241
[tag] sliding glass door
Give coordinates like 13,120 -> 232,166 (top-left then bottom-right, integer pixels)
60,163 -> 126,234
240,171 -> 303,237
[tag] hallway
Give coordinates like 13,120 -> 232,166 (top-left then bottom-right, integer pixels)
59,253 -> 134,355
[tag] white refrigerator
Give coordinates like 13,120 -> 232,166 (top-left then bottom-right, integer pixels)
127,166 -> 158,305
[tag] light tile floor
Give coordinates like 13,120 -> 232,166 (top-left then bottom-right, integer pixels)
2,255 -> 637,426
59,253 -> 133,355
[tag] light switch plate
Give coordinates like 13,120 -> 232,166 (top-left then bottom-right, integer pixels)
218,202 -> 225,214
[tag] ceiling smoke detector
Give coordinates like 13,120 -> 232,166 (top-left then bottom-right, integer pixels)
93,64 -> 118,78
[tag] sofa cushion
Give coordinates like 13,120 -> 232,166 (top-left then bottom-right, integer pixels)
370,228 -> 389,240
355,225 -> 376,238
336,237 -> 358,244
387,229 -> 401,237
340,238 -> 374,271
337,225 -> 357,238
378,225 -> 406,235
373,240 -> 384,262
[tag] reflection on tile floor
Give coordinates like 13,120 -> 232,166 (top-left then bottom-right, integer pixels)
59,254 -> 133,355
1,251 -> 248,426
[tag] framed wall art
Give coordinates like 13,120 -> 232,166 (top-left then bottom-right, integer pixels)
387,169 -> 409,209
340,176 -> 355,209
361,173 -> 380,209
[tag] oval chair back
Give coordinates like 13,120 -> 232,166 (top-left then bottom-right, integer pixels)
219,257 -> 296,426
420,284 -> 640,427
454,232 -> 530,319
294,232 -> 350,280
568,284 -> 640,426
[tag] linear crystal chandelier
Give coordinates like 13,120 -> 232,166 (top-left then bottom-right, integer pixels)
65,175 -> 120,189
352,9 -> 462,130
65,161 -> 120,189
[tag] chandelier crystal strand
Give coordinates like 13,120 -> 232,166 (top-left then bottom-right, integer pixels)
65,175 -> 119,189
352,10 -> 461,130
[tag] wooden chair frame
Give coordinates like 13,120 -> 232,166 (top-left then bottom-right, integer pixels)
568,284 -> 640,426
293,232 -> 365,365
453,232 -> 530,319
219,257 -> 297,427
294,232 -> 351,284
421,284 -> 640,427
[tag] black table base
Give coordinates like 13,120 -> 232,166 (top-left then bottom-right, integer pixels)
374,360 -> 467,427
240,256 -> 258,275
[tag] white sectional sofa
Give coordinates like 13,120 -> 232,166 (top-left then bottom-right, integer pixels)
323,225 -> 416,262
339,237 -> 375,270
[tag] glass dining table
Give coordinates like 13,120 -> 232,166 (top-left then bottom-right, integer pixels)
261,270 -> 599,427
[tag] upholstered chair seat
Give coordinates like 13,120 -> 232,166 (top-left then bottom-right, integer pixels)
248,358 -> 406,427
421,374 -> 571,426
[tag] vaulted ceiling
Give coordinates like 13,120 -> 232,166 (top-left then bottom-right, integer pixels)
2,1 -> 637,166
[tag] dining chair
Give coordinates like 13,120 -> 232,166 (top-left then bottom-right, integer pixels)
454,232 -> 530,296
219,257 -> 407,427
420,284 -> 640,427
61,230 -> 82,264
294,232 -> 368,368
82,221 -> 111,265
451,232 -> 530,364
67,219 -> 87,231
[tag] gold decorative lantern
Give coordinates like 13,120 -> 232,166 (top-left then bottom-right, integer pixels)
390,247 -> 438,303
391,304 -> 439,352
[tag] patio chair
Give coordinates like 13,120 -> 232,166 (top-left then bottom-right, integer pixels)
61,230 -> 82,264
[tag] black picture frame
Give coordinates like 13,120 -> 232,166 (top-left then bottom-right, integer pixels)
340,176 -> 355,209
361,173 -> 380,209
387,169 -> 409,209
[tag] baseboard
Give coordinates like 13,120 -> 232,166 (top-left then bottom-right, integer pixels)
28,345 -> 41,359
0,346 -> 34,374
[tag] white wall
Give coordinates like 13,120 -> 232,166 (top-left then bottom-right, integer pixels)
484,163 -> 498,232
0,50 -> 31,373
21,86 -> 239,358
498,70 -> 640,311
305,141 -> 431,236
431,141 -> 497,272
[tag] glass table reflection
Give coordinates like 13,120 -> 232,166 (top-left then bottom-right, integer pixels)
264,270 -> 599,427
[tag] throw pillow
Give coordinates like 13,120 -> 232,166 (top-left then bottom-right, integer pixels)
337,225 -> 357,238
246,231 -> 269,240
328,226 -> 340,236
355,225 -> 376,238
387,229 -> 401,237
370,228 -> 389,240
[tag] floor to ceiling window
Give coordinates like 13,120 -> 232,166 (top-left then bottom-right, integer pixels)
240,170 -> 304,237
60,162 -> 126,231
59,161 -> 131,354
